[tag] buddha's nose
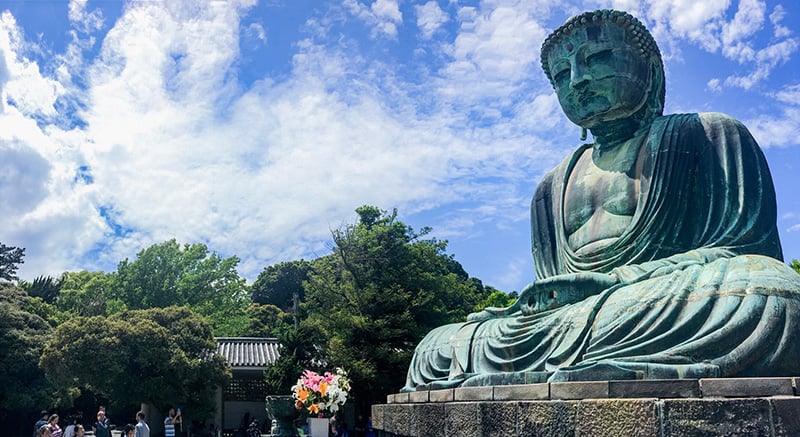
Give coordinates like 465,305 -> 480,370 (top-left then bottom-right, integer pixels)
570,64 -> 592,89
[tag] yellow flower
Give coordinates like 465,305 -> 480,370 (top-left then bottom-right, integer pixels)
297,387 -> 309,402
307,403 -> 320,415
319,382 -> 328,396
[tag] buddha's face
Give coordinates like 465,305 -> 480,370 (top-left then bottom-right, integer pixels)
547,24 -> 652,129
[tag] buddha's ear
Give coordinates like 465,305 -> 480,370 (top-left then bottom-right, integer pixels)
648,60 -> 666,117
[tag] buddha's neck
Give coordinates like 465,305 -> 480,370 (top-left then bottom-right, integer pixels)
590,118 -> 643,150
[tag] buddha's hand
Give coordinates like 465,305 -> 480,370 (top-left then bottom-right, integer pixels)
466,298 -> 522,322
520,272 -> 619,315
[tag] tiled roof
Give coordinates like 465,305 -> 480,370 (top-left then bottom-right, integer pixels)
216,337 -> 280,368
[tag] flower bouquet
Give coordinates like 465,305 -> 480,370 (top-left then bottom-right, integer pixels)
292,368 -> 351,417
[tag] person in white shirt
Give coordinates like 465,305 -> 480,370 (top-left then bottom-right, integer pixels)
134,412 -> 149,437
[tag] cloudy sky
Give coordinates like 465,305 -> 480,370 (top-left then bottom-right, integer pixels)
1,0 -> 798,293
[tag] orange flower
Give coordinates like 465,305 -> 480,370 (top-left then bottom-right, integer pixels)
297,387 -> 309,402
307,403 -> 320,415
319,382 -> 328,396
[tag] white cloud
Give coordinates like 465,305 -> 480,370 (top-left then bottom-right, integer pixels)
0,12 -> 65,117
437,2 -> 549,104
707,78 -> 722,92
773,83 -> 800,105
770,5 -> 791,38
720,0 -> 764,48
416,1 -> 448,40
344,0 -> 403,38
68,0 -> 104,34
245,22 -> 266,43
0,13 -> 107,274
724,38 -> 799,89
745,106 -> 800,148
617,0 -> 797,90
1,0 -> 570,281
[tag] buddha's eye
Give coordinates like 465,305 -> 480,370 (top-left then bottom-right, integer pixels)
586,49 -> 613,66
553,68 -> 570,85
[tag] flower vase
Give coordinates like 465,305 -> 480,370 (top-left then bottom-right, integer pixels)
266,395 -> 300,436
308,417 -> 329,437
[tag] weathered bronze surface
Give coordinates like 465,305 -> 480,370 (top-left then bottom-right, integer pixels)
402,9 -> 800,390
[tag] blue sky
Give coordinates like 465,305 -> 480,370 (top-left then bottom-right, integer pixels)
0,0 -> 798,293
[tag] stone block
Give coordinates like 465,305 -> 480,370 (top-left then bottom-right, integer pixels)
414,403 -> 446,437
454,386 -> 493,401
771,397 -> 800,436
700,377 -> 794,397
388,392 -> 410,404
370,404 -> 384,430
381,403 -> 414,436
429,388 -> 455,402
493,383 -> 549,401
445,402 -> 481,437
480,402 -> 517,436
517,400 -> 577,437
409,390 -> 429,403
663,398 -> 772,436
609,379 -> 699,398
576,399 -> 659,436
550,381 -> 608,400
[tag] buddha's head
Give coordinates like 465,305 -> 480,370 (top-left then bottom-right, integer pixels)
541,10 -> 665,131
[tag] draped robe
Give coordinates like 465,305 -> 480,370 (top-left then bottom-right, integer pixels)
402,112 -> 800,390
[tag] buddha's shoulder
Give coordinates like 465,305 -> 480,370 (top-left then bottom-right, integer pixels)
656,112 -> 746,131
538,143 -> 592,187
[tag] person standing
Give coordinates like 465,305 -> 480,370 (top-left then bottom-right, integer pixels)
73,425 -> 85,437
34,411 -> 49,437
134,411 -> 149,437
63,416 -> 76,437
37,425 -> 53,437
246,420 -> 260,437
122,424 -> 135,437
93,410 -> 111,437
164,408 -> 181,437
48,414 -> 63,437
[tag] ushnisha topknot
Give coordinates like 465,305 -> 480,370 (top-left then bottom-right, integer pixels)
540,9 -> 663,84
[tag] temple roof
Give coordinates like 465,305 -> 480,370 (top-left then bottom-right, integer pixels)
216,337 -> 280,369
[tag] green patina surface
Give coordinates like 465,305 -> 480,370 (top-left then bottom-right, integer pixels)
402,9 -> 800,390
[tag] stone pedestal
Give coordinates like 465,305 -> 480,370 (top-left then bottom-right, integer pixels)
371,377 -> 800,436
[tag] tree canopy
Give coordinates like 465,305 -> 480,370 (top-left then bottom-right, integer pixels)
0,283 -> 53,413
251,260 -> 310,312
0,242 -> 25,281
115,240 -> 249,335
298,205 -> 490,409
2,207 -> 511,423
40,306 -> 230,415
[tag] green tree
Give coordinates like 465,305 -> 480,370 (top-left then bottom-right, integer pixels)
40,306 -> 230,415
302,205 -> 488,410
473,281 -> 517,312
0,242 -> 24,281
114,240 -> 249,335
792,259 -> 800,275
251,260 -> 311,312
56,270 -> 121,318
20,275 -> 63,304
0,283 -> 54,417
243,303 -> 293,337
263,323 -> 323,395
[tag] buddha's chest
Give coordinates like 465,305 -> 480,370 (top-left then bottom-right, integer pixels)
563,148 -> 639,237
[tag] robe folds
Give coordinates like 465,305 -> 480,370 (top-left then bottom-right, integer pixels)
402,113 -> 800,390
